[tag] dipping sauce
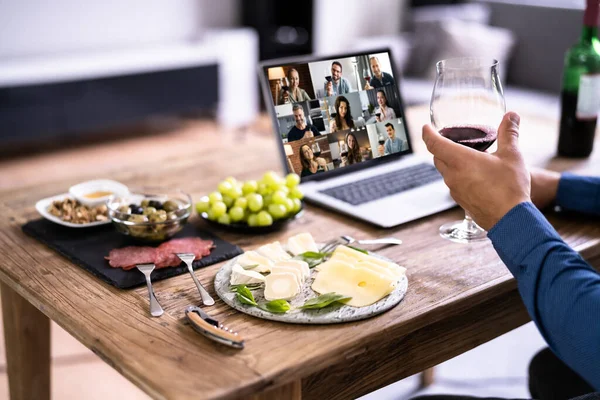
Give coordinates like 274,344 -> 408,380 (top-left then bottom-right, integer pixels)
84,191 -> 113,199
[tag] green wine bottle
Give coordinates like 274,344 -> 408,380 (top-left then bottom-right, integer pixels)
557,0 -> 600,158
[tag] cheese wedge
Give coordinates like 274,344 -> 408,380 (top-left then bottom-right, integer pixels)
230,264 -> 266,285
312,260 -> 395,307
270,265 -> 303,289
264,272 -> 300,300
331,246 -> 406,278
237,251 -> 273,273
287,232 -> 319,256
256,241 -> 292,262
274,260 -> 310,281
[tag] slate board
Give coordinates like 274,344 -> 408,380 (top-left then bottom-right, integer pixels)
22,219 -> 243,289
214,249 -> 408,324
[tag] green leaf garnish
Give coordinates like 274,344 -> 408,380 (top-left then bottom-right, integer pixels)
229,283 -> 263,292
300,293 -> 352,309
348,245 -> 368,254
259,299 -> 291,314
235,285 -> 258,306
293,251 -> 331,269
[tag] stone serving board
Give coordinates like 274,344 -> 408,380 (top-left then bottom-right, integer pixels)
214,248 -> 408,325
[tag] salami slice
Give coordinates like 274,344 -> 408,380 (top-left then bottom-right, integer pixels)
105,246 -> 157,270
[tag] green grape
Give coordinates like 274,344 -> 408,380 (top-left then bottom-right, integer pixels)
272,191 -> 288,205
291,198 -> 302,213
273,184 -> 289,194
247,193 -> 264,212
283,198 -> 294,213
234,197 -> 248,210
262,171 -> 280,186
218,181 -> 233,195
242,180 -> 258,195
290,187 -> 304,200
208,191 -> 223,204
229,206 -> 245,222
286,173 -> 300,188
257,211 -> 274,226
227,186 -> 243,200
206,208 -> 217,221
225,176 -> 238,185
218,214 -> 231,225
247,213 -> 259,227
222,195 -> 234,208
211,202 -> 227,218
257,183 -> 270,196
268,204 -> 287,219
263,194 -> 273,207
195,196 -> 210,214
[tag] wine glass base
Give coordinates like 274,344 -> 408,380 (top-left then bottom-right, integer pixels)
439,220 -> 489,244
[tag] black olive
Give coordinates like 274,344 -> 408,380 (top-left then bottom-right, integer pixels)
148,200 -> 163,210
130,206 -> 144,215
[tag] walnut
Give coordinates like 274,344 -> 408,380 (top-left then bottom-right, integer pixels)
47,198 -> 109,224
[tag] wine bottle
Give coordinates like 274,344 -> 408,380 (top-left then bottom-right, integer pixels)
557,0 -> 600,158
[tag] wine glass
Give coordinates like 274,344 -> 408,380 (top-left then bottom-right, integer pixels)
430,57 -> 506,243
363,68 -> 371,87
311,142 -> 321,157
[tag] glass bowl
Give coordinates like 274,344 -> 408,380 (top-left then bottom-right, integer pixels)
107,189 -> 192,242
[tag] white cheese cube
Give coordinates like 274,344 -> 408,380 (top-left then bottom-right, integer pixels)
256,241 -> 292,262
264,272 -> 300,301
274,260 -> 310,281
237,251 -> 273,273
230,264 -> 266,286
287,232 -> 319,256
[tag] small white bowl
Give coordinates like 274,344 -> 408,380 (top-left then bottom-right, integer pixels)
69,179 -> 130,207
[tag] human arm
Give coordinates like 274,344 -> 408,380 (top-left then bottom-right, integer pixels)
530,168 -> 600,215
384,139 -> 391,156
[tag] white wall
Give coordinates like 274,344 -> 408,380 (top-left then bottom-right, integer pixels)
313,0 -> 408,55
0,0 -> 239,59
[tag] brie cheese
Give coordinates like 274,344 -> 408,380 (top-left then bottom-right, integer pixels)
256,241 -> 292,262
287,232 -> 319,256
274,259 -> 310,281
236,251 -> 273,273
264,272 -> 300,300
270,265 -> 304,288
230,264 -> 266,286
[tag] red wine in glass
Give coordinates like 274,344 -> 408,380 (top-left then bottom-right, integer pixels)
378,139 -> 385,145
313,151 -> 322,157
364,75 -> 371,83
375,112 -> 381,119
340,151 -> 348,158
439,125 -> 497,151
325,76 -> 332,82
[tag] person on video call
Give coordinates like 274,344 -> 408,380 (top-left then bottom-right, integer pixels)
324,61 -> 352,97
330,96 -> 355,132
412,112 -> 600,400
374,90 -> 397,122
277,68 -> 311,105
364,56 -> 396,90
378,122 -> 407,156
299,144 -> 328,177
340,132 -> 362,167
287,104 -> 321,142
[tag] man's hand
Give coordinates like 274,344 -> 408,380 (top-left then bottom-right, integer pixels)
422,112 -> 531,230
364,83 -> 373,90
378,144 -> 385,156
530,167 -> 560,210
326,81 -> 333,96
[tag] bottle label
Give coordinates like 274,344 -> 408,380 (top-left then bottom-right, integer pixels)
576,74 -> 600,119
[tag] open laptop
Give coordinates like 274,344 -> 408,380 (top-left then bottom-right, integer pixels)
258,48 -> 455,228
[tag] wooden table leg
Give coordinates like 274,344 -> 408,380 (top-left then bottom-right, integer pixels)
420,367 -> 435,388
249,380 -> 301,400
1,282 -> 50,400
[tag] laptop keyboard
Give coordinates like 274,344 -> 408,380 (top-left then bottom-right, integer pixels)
319,163 -> 443,206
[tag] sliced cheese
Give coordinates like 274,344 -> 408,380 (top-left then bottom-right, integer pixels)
274,259 -> 310,281
287,232 -> 319,256
311,260 -> 395,307
331,245 -> 406,278
256,241 -> 292,262
264,272 -> 300,300
237,251 -> 273,273
230,264 -> 266,285
270,265 -> 303,288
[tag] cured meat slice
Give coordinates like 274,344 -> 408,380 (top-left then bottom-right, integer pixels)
155,238 -> 214,268
105,246 -> 157,270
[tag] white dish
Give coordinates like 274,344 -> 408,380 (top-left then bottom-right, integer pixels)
68,179 -> 129,207
35,193 -> 112,228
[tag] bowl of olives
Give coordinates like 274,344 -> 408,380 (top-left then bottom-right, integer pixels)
107,189 -> 192,242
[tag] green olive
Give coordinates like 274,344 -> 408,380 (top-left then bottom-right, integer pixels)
148,212 -> 167,223
118,205 -> 131,214
141,199 -> 150,207
128,214 -> 148,223
167,211 -> 178,221
142,207 -> 156,216
163,200 -> 180,212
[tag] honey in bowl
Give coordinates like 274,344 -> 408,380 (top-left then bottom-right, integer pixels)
84,191 -> 113,199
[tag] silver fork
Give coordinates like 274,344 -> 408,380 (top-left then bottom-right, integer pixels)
341,235 -> 402,246
136,263 -> 164,317
320,238 -> 341,254
176,253 -> 215,306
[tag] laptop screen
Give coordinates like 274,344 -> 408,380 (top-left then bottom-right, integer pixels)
261,50 -> 412,181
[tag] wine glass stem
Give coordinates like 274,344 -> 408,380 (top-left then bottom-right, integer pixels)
464,211 -> 478,233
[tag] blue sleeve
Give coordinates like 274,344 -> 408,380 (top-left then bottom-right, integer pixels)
556,172 -> 600,215
384,140 -> 391,155
488,202 -> 600,390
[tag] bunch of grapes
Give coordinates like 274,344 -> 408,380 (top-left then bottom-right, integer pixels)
195,171 -> 303,227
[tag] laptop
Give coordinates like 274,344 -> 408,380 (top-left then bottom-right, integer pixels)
258,48 -> 455,228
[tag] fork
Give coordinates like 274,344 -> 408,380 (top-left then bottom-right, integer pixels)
176,253 -> 215,306
341,235 -> 402,246
320,238 -> 341,254
136,263 -> 164,317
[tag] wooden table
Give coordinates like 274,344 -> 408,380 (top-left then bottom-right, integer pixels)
0,107 -> 599,400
